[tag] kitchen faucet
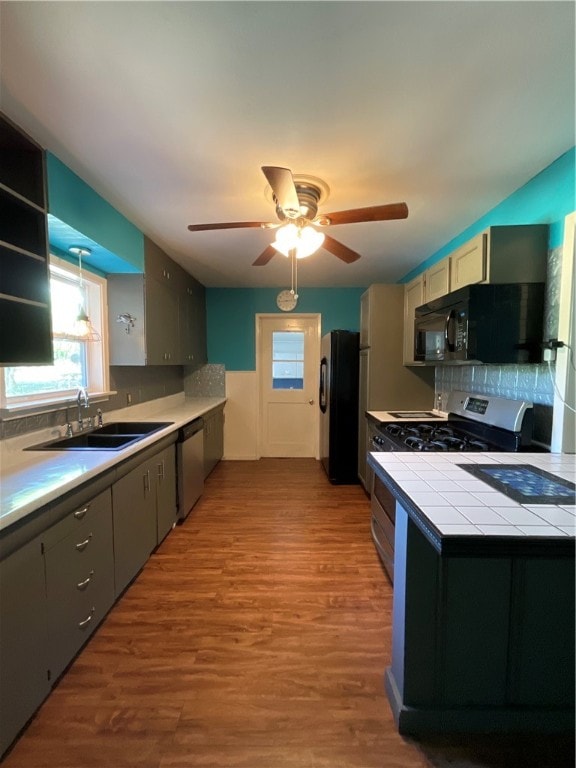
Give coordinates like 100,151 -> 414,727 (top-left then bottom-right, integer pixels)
77,387 -> 89,431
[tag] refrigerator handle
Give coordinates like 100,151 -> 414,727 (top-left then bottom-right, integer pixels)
319,357 -> 327,413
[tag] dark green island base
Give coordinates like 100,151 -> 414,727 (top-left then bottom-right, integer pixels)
368,456 -> 575,736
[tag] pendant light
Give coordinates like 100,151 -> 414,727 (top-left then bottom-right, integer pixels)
68,246 -> 101,342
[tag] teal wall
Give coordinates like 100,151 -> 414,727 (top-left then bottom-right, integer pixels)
207,287 -> 365,370
46,153 -> 144,273
401,147 -> 576,283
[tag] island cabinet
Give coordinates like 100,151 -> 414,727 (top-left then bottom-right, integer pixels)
43,487 -> 115,682
0,531 -> 49,758
0,113 -> 52,365
107,237 -> 207,367
112,440 -> 177,595
203,405 -> 224,478
374,480 -> 575,735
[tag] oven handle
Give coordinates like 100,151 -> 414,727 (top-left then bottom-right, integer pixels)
444,309 -> 456,352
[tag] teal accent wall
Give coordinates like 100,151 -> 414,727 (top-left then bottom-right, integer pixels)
401,147 -> 576,283
207,287 -> 365,370
46,153 -> 144,272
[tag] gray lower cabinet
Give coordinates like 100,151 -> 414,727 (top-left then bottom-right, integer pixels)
0,438 -> 179,757
203,406 -> 224,478
43,488 -> 115,682
112,444 -> 177,595
0,532 -> 49,757
155,445 -> 177,544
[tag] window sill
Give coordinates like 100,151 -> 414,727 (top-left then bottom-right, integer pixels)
1,391 -> 117,420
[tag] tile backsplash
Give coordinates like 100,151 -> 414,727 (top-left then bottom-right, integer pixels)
0,364 -> 226,440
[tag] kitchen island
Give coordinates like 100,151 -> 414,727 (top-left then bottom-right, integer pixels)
367,451 -> 575,736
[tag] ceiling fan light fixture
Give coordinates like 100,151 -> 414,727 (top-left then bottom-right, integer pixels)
272,224 -> 324,259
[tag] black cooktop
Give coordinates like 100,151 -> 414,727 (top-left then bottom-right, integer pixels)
387,411 -> 438,419
458,464 -> 576,505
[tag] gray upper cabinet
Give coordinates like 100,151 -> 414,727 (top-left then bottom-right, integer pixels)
0,113 -> 53,365
179,272 -> 207,368
107,237 -> 206,366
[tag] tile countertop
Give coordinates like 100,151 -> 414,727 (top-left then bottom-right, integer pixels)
0,394 -> 226,531
368,451 -> 575,556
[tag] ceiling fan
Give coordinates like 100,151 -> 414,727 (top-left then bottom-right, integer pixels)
187,166 -> 408,266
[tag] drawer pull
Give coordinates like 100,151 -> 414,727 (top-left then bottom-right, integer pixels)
73,505 -> 90,520
77,570 -> 95,590
78,608 -> 95,629
76,534 -> 93,551
158,460 -> 165,480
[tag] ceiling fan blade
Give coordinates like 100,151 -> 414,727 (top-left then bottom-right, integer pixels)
322,234 -> 361,264
188,221 -> 271,232
261,166 -> 300,216
252,244 -> 277,266
321,202 -> 409,226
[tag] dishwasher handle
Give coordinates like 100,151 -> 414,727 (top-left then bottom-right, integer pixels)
179,417 -> 204,442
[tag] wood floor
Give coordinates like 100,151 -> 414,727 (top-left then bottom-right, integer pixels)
2,460 -> 573,768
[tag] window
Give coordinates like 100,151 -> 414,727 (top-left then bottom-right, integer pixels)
272,331 -> 304,390
1,255 -> 109,411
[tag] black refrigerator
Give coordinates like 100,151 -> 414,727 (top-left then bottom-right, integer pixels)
319,330 -> 360,484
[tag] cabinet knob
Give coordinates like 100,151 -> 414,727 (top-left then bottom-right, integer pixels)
77,570 -> 95,590
73,505 -> 90,520
78,607 -> 95,629
76,534 -> 93,552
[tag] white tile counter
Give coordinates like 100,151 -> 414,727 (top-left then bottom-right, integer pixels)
0,394 -> 226,531
368,451 -> 575,555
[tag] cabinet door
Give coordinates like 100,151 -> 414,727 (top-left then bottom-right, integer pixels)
145,276 -> 179,364
203,409 -> 224,478
44,489 -> 115,681
0,534 -> 49,757
449,233 -> 486,290
155,445 -> 177,544
424,259 -> 450,302
179,278 -> 207,367
403,275 -> 425,364
112,460 -> 157,596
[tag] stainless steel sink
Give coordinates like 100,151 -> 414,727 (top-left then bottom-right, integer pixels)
26,421 -> 174,451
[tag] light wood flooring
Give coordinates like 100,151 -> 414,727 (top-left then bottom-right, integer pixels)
2,459 -> 573,767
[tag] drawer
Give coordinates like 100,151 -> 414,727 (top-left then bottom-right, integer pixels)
43,488 -> 112,550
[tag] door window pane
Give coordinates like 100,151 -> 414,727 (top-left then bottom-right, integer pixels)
272,331 -> 304,389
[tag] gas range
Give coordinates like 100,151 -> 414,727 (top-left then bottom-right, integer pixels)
379,422 -> 495,452
370,391 -> 536,454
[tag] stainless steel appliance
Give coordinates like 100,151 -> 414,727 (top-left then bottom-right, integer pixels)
177,418 -> 204,520
368,391 -> 539,582
319,330 -> 360,484
414,283 -> 545,364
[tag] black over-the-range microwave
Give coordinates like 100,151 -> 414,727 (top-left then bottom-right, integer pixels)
414,282 -> 545,364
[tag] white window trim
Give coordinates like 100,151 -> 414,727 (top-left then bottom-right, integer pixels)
0,254 -> 114,417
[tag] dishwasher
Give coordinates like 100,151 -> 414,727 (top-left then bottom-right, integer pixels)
177,417 -> 204,520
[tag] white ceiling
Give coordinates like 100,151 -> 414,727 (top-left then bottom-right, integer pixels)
1,1 -> 574,289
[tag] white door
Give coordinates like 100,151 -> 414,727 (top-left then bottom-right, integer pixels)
257,314 -> 321,457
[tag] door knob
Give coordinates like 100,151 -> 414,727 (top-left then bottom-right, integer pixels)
309,399 -> 314,405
